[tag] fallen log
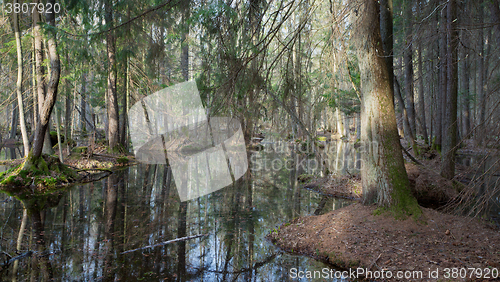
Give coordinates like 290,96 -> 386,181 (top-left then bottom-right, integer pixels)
121,234 -> 207,254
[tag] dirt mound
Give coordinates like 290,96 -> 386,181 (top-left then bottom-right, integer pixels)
269,203 -> 500,281
406,163 -> 460,207
302,164 -> 459,207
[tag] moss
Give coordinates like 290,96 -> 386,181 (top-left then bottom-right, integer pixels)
387,162 -> 423,221
108,144 -> 125,154
381,136 -> 423,221
1,154 -> 80,192
116,156 -> 129,164
72,146 -> 88,154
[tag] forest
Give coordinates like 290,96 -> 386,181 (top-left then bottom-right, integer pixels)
0,0 -> 499,280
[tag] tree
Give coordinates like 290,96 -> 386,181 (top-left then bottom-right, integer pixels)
13,0 -> 30,157
403,0 -> 417,140
23,0 -> 61,170
440,0 -> 458,179
105,0 -> 120,152
354,0 -> 421,217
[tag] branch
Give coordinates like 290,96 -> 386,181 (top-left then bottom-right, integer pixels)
121,234 -> 207,254
59,0 -> 183,38
402,145 -> 423,166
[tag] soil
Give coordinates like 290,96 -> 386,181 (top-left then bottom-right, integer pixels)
268,203 -> 500,281
302,162 -> 460,207
278,145 -> 500,281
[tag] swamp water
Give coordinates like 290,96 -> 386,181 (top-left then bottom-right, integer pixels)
0,142 -> 354,281
1,142 -> 498,281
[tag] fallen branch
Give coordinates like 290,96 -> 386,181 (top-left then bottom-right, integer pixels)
402,146 -> 423,165
0,251 -> 33,269
121,234 -> 207,254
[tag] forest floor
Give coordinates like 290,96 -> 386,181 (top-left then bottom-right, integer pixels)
270,145 -> 500,281
268,202 -> 500,281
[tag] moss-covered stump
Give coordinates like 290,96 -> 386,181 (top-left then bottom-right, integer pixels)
0,155 -> 80,194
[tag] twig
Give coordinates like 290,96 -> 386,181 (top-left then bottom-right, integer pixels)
121,234 -> 207,254
368,253 -> 382,271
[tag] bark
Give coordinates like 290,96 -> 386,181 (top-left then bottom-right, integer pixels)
354,0 -> 421,217
440,0 -> 458,179
379,0 -> 394,96
105,0 -> 120,151
13,2 -> 30,156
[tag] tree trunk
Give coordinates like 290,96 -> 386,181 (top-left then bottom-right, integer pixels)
9,101 -> 18,140
80,72 -> 87,133
477,1 -> 485,146
65,79 -> 72,148
120,58 -> 129,148
25,0 -> 61,168
394,76 -> 415,145
105,0 -> 120,152
460,4 -> 471,138
440,0 -> 458,180
181,1 -> 190,82
13,2 -> 30,157
404,0 -> 417,139
31,1 -> 53,156
416,0 -> 429,146
379,0 -> 394,96
354,0 -> 421,217
435,4 -> 447,151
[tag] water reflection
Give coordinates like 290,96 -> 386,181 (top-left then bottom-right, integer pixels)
1,145 -> 351,281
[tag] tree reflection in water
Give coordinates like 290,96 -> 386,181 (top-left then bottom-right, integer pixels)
1,144 -> 361,281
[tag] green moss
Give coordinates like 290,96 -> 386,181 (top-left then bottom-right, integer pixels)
72,146 -> 88,154
108,144 -> 125,154
381,138 -> 423,221
117,156 -> 129,164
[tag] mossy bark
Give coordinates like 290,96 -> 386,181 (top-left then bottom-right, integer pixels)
354,0 -> 421,219
21,152 -> 49,174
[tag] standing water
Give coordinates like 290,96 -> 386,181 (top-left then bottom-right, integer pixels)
0,142 -> 353,281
